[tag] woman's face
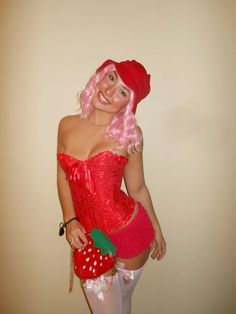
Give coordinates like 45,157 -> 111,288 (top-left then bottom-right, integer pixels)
91,70 -> 131,114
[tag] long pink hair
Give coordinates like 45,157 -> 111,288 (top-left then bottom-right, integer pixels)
78,64 -> 143,154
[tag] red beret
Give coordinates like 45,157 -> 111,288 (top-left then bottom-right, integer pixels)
96,59 -> 151,114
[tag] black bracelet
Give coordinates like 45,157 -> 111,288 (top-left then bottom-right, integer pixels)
58,217 -> 78,237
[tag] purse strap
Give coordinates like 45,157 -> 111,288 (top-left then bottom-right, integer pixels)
69,247 -> 75,292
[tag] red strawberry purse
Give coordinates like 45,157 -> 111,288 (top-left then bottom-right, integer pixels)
73,228 -> 117,280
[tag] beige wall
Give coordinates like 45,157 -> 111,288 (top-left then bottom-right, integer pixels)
1,1 -> 235,313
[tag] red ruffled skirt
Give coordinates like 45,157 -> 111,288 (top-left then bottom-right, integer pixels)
107,202 -> 155,259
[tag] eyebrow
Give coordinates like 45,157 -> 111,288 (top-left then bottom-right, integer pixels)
122,85 -> 131,94
113,71 -> 118,79
112,71 -> 131,94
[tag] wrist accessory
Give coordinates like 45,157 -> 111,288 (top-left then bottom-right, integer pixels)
59,217 -> 79,236
73,228 -> 117,280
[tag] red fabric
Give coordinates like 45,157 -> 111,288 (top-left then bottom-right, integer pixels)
57,151 -> 135,234
96,59 -> 151,114
73,233 -> 115,280
108,202 -> 155,259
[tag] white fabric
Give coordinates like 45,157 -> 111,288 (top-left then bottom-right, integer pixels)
82,262 -> 144,314
116,262 -> 145,314
83,273 -> 122,314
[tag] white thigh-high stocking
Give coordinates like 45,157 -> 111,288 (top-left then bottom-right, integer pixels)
82,263 -> 144,314
116,261 -> 145,314
82,273 -> 123,314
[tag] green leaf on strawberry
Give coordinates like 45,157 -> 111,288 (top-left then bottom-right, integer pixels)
89,228 -> 116,256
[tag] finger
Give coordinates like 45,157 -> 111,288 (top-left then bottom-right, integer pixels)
68,239 -> 74,247
161,242 -> 166,257
81,226 -> 86,233
151,246 -> 159,259
68,234 -> 84,249
157,251 -> 162,260
152,252 -> 160,260
151,252 -> 158,259
152,243 -> 164,260
71,229 -> 88,245
77,231 -> 88,245
158,243 -> 166,260
161,245 -> 167,259
150,241 -> 157,252
71,237 -> 85,249
154,240 -> 164,255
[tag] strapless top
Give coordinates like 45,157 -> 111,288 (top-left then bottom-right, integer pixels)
57,150 -> 135,233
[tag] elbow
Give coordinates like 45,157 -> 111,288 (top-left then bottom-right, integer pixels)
128,184 -> 148,201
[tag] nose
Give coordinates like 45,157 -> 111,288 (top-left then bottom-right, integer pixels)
104,84 -> 116,97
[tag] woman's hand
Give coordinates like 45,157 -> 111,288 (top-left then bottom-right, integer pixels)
151,228 -> 166,261
65,220 -> 88,249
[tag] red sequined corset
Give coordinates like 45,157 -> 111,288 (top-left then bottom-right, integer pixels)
57,151 -> 135,234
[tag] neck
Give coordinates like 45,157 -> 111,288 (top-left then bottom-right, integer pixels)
86,111 -> 114,127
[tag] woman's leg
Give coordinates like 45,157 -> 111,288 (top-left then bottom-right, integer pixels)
82,201 -> 154,313
115,262 -> 144,314
82,246 -> 151,314
82,270 -> 123,314
116,246 -> 151,314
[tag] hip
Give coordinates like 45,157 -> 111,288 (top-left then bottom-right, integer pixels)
107,201 -> 155,259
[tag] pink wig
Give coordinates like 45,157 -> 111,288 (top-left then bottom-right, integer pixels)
78,64 -> 143,154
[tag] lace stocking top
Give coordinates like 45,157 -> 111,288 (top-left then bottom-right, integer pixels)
57,151 -> 135,234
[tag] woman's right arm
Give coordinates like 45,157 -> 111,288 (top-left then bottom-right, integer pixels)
57,117 -> 88,248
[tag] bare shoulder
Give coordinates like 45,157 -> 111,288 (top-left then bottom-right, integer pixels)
135,124 -> 143,137
57,114 -> 81,152
126,125 -> 144,163
134,124 -> 144,149
58,114 -> 81,133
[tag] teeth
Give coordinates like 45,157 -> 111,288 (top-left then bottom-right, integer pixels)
98,91 -> 110,104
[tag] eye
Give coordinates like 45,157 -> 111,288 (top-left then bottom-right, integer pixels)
107,73 -> 115,82
120,88 -> 127,97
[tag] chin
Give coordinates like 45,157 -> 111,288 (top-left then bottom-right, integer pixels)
91,99 -> 111,112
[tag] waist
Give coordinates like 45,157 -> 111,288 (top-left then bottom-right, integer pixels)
74,195 -> 136,233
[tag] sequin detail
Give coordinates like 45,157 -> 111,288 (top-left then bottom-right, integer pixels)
57,151 -> 135,234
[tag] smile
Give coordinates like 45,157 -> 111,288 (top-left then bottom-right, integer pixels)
98,91 -> 111,105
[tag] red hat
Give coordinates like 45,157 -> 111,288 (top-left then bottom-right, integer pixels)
96,59 -> 151,114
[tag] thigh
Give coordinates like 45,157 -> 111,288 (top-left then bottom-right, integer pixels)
108,202 -> 155,261
116,246 -> 151,270
102,246 -> 151,277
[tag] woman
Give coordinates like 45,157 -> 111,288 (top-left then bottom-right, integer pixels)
57,59 -> 166,314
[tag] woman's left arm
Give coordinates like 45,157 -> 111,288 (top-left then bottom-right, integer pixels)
124,150 -> 166,261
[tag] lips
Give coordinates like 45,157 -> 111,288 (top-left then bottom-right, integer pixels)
97,91 -> 110,105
